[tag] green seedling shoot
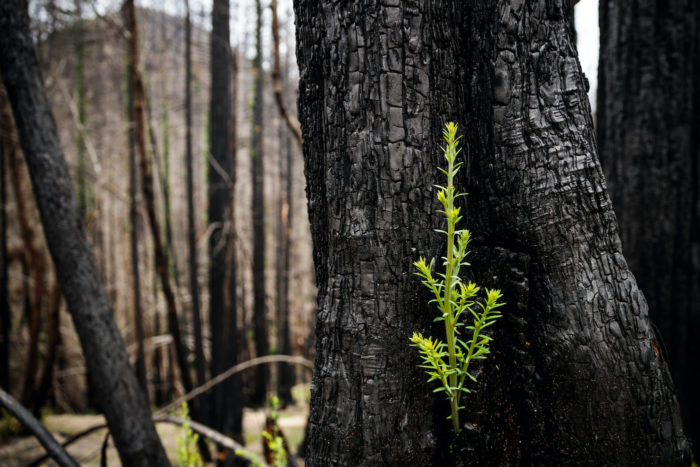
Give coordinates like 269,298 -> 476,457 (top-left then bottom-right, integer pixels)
410,122 -> 504,434
176,402 -> 203,467
262,396 -> 288,467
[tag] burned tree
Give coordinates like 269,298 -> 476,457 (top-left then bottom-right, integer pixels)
597,0 -> 700,456
294,0 -> 690,464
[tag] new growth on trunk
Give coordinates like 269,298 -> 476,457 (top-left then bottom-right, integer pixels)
411,123 -> 504,434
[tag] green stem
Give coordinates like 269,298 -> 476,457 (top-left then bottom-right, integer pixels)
443,152 -> 460,433
455,317 -> 481,412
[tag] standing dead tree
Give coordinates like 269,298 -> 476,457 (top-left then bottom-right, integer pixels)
598,0 -> 700,454
294,0 -> 690,464
0,80 -> 8,394
270,0 -> 301,149
184,0 -> 207,423
124,7 -> 147,395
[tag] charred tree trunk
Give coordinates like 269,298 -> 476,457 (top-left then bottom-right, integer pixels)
597,0 -> 700,456
251,0 -> 268,406
125,25 -> 148,395
0,3 -> 168,465
271,7 -> 296,404
152,307 -> 164,406
209,0 -> 235,434
294,0 -> 690,465
276,132 -> 294,405
0,83 -> 9,393
222,48 -> 244,454
184,0 -> 207,423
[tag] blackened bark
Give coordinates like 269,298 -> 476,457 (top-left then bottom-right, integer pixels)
276,132 -> 294,405
0,84 -> 15,395
184,0 -> 207,424
251,0 -> 268,406
222,48 -> 244,449
125,27 -> 148,395
597,0 -> 700,456
271,13 -> 296,403
152,306 -> 164,406
209,0 -> 236,437
0,3 -> 168,465
0,103 -> 8,392
295,2 -> 445,463
295,0 -> 690,465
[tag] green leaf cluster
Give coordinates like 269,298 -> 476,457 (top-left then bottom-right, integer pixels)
176,402 -> 203,467
263,396 -> 288,467
410,122 -> 504,434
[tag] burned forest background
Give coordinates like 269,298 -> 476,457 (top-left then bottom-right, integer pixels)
0,0 -> 698,465
1,0 -> 314,427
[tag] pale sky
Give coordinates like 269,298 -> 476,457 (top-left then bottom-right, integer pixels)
575,0 -> 599,112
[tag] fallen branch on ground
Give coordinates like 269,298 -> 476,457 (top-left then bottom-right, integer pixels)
28,355 -> 311,466
0,388 -> 79,467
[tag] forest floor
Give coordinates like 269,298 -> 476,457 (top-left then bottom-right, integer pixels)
0,388 -> 309,466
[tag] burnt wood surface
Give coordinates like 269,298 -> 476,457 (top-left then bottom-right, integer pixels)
597,0 -> 700,457
295,0 -> 690,465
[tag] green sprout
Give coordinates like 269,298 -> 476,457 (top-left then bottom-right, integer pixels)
263,396 -> 288,467
410,122 -> 504,434
176,402 -> 203,467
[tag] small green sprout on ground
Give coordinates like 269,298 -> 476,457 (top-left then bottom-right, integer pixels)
410,122 -> 504,434
176,402 -> 203,467
262,395 -> 288,467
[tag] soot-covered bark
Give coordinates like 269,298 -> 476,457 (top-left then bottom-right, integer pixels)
295,0 -> 457,464
295,0 -> 690,465
597,0 -> 700,457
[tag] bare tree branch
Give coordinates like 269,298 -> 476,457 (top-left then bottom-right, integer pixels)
270,0 -> 302,148
29,413 -> 272,467
0,388 -> 79,467
155,354 -> 312,416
